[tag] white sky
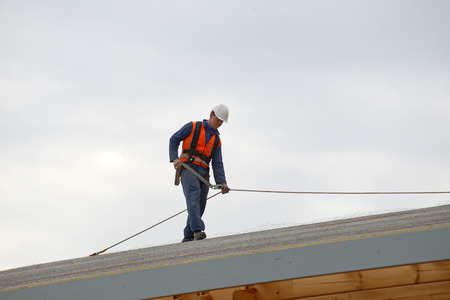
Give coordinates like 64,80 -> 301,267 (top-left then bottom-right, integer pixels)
1,0 -> 449,271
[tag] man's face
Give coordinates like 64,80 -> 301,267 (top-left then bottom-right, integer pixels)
209,113 -> 223,130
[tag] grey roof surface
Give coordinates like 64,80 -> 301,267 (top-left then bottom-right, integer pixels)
1,204 -> 450,293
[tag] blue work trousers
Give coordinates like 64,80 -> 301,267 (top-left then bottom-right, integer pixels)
180,166 -> 210,240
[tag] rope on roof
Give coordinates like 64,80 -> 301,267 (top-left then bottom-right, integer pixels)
230,189 -> 450,195
89,191 -> 223,256
89,188 -> 449,256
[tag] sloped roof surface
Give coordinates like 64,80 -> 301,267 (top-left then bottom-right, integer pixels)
2,204 -> 449,293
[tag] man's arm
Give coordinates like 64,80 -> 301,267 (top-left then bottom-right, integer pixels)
211,145 -> 229,194
169,122 -> 192,169
211,146 -> 226,183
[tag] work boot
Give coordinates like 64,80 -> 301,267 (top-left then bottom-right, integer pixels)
193,231 -> 206,241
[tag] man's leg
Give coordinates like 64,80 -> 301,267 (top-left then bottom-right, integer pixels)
181,168 -> 205,240
199,179 -> 209,217
182,217 -> 193,242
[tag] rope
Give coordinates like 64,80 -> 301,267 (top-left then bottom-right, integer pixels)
230,189 -> 450,195
89,191 -> 222,256
89,185 -> 450,256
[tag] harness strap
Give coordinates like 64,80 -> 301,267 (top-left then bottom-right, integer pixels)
180,153 -> 209,168
211,134 -> 221,158
181,162 -> 223,190
190,121 -> 202,153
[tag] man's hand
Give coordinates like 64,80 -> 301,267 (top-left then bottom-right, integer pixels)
221,184 -> 230,194
173,158 -> 182,170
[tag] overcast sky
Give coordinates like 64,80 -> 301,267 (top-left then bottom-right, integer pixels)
1,0 -> 449,271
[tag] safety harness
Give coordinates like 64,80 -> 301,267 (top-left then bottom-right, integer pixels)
180,121 -> 221,169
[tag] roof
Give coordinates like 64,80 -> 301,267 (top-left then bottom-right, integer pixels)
1,204 -> 450,299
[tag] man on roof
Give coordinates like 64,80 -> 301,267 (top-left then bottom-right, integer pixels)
169,104 -> 230,242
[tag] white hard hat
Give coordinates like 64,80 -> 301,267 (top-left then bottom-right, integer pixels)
212,104 -> 229,122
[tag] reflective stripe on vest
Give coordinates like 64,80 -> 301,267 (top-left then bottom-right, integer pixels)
181,121 -> 221,169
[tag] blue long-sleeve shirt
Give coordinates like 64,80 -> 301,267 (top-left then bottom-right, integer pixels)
169,120 -> 227,185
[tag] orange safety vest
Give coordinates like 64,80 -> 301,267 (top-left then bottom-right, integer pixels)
180,121 -> 221,169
